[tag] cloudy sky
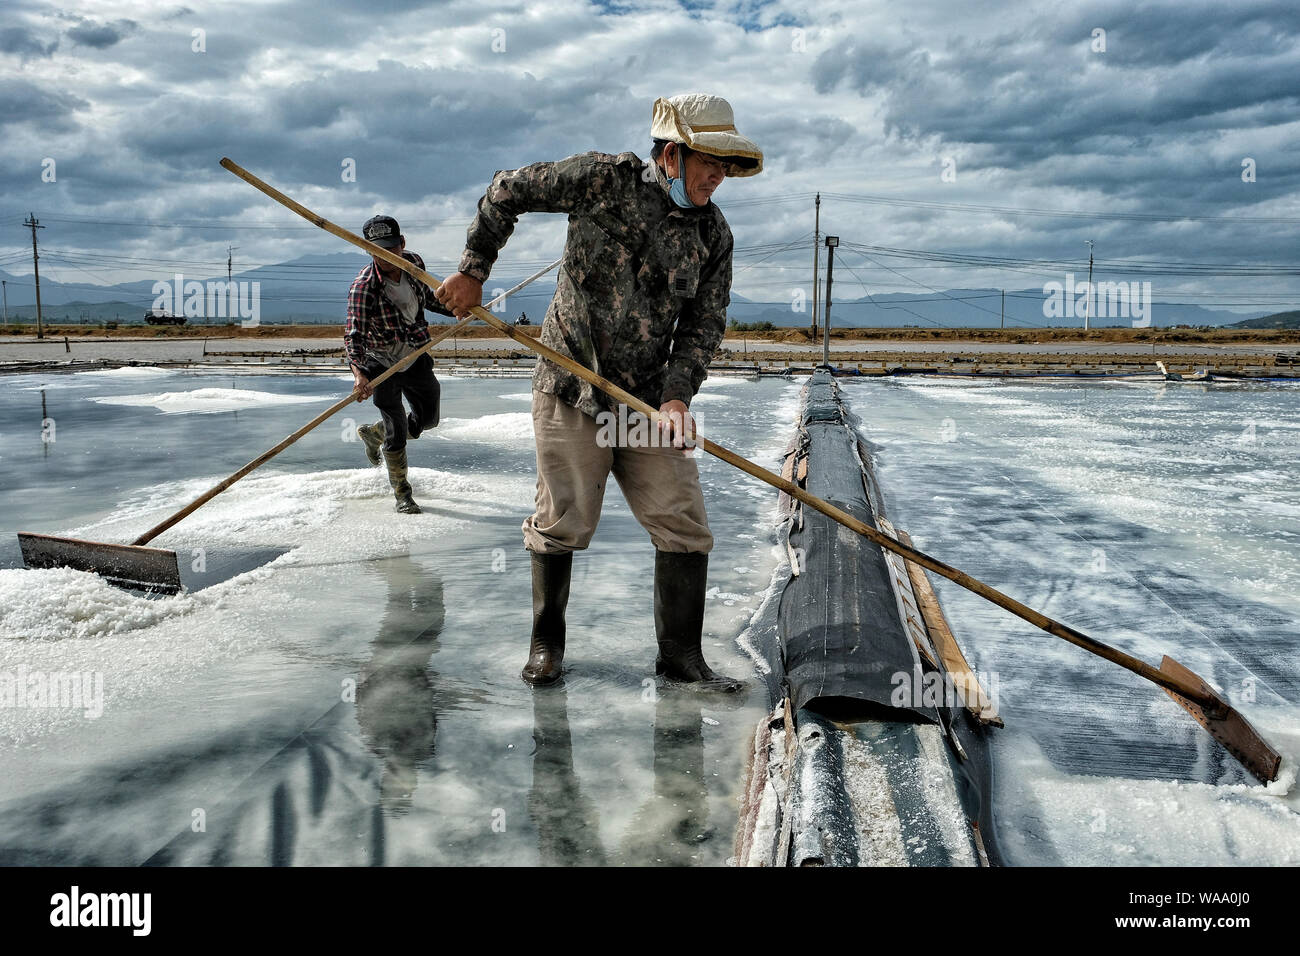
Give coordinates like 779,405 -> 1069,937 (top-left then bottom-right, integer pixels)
2,0 -> 1298,312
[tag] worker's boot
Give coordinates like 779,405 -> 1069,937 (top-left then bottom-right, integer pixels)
358,422 -> 385,466
383,447 -> 421,514
523,551 -> 572,686
654,550 -> 743,692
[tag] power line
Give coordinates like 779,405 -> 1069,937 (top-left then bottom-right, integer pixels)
835,257 -> 945,327
841,240 -> 1300,277
818,191 -> 1300,226
732,231 -> 815,277
851,244 -> 1044,327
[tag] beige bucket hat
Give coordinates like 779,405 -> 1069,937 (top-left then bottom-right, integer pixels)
651,93 -> 763,177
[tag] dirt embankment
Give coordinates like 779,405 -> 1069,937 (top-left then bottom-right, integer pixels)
727,326 -> 1300,346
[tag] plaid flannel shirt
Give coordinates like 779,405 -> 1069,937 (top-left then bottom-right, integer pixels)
344,251 -> 453,370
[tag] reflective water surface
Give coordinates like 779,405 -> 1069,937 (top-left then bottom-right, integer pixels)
1,368 -> 1297,865
0,368 -> 791,865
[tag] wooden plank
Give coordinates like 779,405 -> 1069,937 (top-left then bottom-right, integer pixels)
896,529 -> 1003,727
775,697 -> 797,868
874,517 -> 941,668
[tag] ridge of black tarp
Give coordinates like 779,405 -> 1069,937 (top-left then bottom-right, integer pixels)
775,371 -> 936,723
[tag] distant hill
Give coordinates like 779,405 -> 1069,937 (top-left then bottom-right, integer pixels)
1229,310 -> 1300,329
0,260 -> 1276,329
723,289 -> 1271,330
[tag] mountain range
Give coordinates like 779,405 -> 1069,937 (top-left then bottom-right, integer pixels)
0,253 -> 1284,329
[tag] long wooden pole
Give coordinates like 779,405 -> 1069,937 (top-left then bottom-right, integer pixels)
220,157 -> 1281,781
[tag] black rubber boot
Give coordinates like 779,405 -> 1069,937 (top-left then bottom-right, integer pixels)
653,550 -> 743,692
523,551 -> 572,686
383,448 -> 421,514
358,422 -> 384,467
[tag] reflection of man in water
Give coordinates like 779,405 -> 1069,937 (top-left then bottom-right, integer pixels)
139,556 -> 454,864
355,555 -> 446,813
615,689 -> 714,865
528,684 -> 713,866
528,686 -> 607,865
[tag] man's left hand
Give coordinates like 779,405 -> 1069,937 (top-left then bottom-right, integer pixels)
657,399 -> 696,452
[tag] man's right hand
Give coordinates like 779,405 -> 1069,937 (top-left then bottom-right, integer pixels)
435,272 -> 484,318
352,367 -> 374,400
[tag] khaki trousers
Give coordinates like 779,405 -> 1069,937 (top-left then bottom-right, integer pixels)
522,390 -> 713,554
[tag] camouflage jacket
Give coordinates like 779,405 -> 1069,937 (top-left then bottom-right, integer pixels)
457,151 -> 734,418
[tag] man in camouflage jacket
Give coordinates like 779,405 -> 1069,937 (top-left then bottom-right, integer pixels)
455,149 -> 733,420
437,94 -> 763,690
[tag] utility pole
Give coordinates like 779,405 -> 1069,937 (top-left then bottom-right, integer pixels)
226,245 -> 238,328
823,236 -> 839,368
1001,288 -> 1005,329
24,212 -> 44,339
2,280 -> 7,325
1083,239 -> 1095,331
810,193 -> 821,338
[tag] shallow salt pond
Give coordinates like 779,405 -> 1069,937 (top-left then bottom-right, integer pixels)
0,367 -> 1297,865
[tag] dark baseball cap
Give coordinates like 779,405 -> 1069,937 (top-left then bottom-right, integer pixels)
362,215 -> 402,249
